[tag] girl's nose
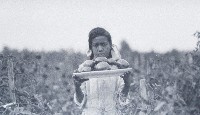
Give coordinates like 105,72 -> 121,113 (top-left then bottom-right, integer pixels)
97,46 -> 103,52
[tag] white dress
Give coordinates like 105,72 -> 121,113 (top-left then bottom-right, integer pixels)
74,75 -> 130,115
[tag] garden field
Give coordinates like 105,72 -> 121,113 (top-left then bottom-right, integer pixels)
0,33 -> 200,115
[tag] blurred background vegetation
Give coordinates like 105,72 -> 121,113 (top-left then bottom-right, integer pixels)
0,33 -> 200,114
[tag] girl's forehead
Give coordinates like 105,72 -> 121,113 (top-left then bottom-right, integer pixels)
92,36 -> 109,43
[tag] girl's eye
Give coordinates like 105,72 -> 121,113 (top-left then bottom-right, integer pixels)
92,43 -> 107,47
92,44 -> 98,47
101,43 -> 107,46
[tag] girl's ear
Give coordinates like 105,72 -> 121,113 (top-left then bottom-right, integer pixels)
111,44 -> 121,60
86,49 -> 93,60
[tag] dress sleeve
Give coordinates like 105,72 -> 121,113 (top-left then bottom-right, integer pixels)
117,77 -> 130,106
74,82 -> 87,109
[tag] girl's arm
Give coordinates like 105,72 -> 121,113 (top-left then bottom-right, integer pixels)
73,76 -> 88,108
120,71 -> 131,97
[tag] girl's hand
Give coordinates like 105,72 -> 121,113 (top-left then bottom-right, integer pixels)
120,71 -> 131,86
73,75 -> 89,87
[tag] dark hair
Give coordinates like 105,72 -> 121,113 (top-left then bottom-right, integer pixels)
88,27 -> 112,59
88,27 -> 112,50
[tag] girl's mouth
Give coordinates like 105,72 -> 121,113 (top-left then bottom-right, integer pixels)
97,53 -> 105,57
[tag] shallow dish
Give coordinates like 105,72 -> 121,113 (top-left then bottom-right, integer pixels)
73,68 -> 132,79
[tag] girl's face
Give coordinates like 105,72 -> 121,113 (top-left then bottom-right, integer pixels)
91,36 -> 111,59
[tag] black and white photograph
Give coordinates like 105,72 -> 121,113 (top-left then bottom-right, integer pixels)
0,0 -> 200,115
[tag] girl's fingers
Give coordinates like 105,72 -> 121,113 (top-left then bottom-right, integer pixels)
74,76 -> 89,83
121,71 -> 131,78
120,75 -> 124,78
80,78 -> 89,82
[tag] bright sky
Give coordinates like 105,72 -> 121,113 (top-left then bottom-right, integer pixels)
0,0 -> 200,53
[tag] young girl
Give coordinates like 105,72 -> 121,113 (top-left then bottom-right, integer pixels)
73,27 -> 131,115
